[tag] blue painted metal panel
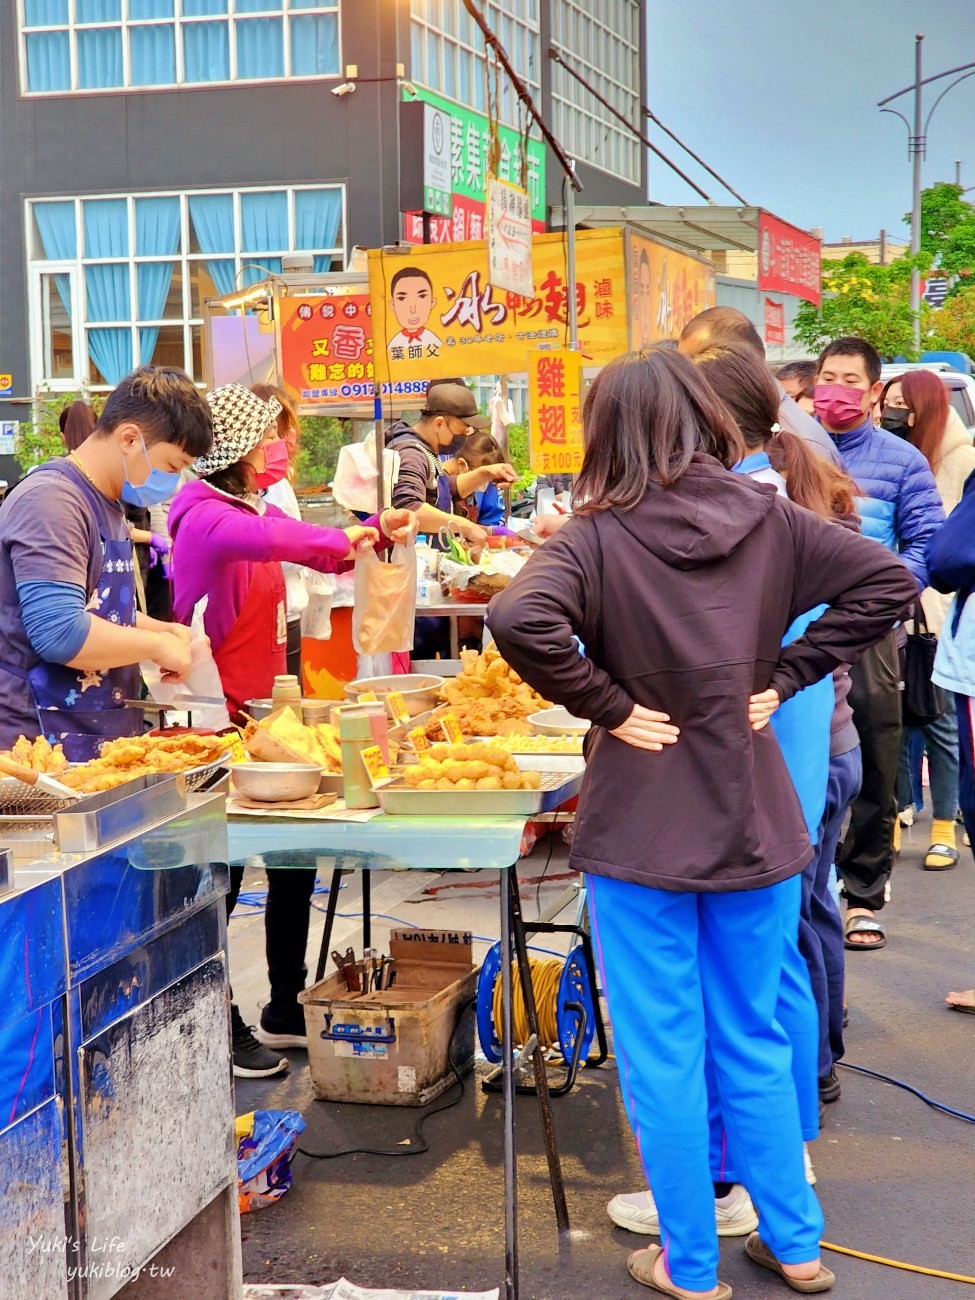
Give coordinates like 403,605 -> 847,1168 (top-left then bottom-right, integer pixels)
0,875 -> 66,1026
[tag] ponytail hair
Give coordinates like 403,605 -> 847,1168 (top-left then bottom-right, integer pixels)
767,430 -> 859,521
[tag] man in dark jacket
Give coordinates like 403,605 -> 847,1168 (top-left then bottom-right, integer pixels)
813,337 -> 945,949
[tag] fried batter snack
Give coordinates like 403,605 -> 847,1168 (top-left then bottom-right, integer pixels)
427,645 -> 550,737
242,709 -> 343,773
400,743 -> 541,791
0,735 -> 68,775
59,733 -> 229,794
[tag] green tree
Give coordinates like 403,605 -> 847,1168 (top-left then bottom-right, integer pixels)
293,414 -> 352,491
928,281 -> 975,354
14,387 -> 105,475
793,253 -> 926,360
909,182 -> 975,262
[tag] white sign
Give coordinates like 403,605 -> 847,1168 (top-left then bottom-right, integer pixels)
423,104 -> 453,217
487,176 -> 533,297
0,421 -> 18,455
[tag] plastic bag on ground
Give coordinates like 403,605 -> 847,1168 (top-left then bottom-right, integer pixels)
236,1108 -> 306,1213
140,596 -> 231,730
352,543 -> 417,655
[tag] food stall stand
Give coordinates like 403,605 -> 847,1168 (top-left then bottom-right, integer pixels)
0,775 -> 240,1300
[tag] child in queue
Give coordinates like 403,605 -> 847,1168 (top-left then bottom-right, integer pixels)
488,348 -> 915,1299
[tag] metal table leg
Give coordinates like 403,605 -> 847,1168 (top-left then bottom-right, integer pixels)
449,614 -> 460,659
314,864 -> 346,982
361,867 -> 372,950
500,867 -> 517,1300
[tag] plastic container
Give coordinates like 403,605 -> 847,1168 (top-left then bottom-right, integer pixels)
338,704 -> 384,809
271,674 -> 303,722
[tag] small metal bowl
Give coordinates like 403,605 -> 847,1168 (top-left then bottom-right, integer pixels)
230,763 -> 322,803
244,698 -> 333,724
529,707 -> 591,738
345,674 -> 444,717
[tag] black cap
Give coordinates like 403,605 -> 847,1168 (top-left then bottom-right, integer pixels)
425,381 -> 491,429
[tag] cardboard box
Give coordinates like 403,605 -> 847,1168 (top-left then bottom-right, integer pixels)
299,929 -> 477,1106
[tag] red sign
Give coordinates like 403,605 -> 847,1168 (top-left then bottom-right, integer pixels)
764,298 -> 785,346
758,212 -> 821,306
278,294 -> 374,404
404,193 -> 545,246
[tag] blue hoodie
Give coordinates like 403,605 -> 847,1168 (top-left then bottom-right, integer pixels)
829,416 -> 944,591
930,468 -> 975,697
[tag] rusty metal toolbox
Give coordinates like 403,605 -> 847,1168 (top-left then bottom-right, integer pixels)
299,928 -> 477,1106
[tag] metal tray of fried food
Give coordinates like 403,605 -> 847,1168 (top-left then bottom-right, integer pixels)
0,779 -> 74,817
376,771 -> 582,817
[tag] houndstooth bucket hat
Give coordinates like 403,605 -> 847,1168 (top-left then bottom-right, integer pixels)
195,384 -> 283,477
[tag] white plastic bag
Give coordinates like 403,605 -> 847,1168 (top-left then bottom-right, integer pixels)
352,543 -> 417,654
301,570 -> 334,641
332,434 -> 400,514
140,597 -> 231,730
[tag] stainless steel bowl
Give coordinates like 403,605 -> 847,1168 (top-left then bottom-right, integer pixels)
344,674 -> 444,717
230,763 -> 323,802
244,698 -> 334,724
529,707 -> 591,738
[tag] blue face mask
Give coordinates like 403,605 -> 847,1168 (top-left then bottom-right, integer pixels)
120,434 -> 182,507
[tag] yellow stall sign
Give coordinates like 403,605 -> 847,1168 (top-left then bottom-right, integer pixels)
528,349 -> 584,476
369,229 -> 628,383
627,232 -> 716,349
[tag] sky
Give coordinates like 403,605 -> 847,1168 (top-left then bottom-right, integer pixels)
647,0 -> 975,242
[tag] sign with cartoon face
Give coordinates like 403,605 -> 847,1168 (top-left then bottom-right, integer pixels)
626,233 -> 716,350
369,229 -> 628,382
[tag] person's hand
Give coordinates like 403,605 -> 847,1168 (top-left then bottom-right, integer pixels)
609,704 -> 680,752
343,524 -> 381,558
482,463 -> 518,486
534,514 -> 569,539
379,509 -> 420,545
748,688 -> 780,731
166,622 -> 192,646
154,631 -> 193,683
457,519 -> 489,546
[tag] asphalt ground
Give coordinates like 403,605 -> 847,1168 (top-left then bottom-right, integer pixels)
232,811 -> 975,1300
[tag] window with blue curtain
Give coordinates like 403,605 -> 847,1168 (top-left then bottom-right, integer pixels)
236,16 -> 283,79
187,194 -> 236,295
294,190 -> 342,273
135,197 -> 180,363
25,32 -> 71,92
23,0 -> 68,23
83,200 -> 132,383
241,191 -> 288,253
182,0 -> 228,14
290,14 -> 338,77
34,202 -> 77,319
183,20 -> 229,82
76,0 -> 120,20
130,0 -> 174,16
77,27 -> 123,89
129,24 -> 176,85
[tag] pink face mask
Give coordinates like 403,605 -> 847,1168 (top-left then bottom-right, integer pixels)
255,439 -> 290,488
813,384 -> 867,431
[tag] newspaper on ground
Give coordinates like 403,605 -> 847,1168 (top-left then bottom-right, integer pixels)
244,1281 -> 499,1300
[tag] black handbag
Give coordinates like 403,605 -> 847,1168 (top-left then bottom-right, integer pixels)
902,602 -> 947,727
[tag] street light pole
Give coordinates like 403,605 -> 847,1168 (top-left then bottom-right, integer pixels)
910,33 -> 924,353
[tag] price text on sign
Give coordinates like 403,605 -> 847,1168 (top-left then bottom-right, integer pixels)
386,691 -> 410,724
360,744 -> 391,786
439,714 -> 465,744
529,348 -> 584,475
408,726 -> 431,751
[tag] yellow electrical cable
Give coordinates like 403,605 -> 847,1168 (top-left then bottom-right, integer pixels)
820,1241 -> 975,1285
492,958 -> 566,1053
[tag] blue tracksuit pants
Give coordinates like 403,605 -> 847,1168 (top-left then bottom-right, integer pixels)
800,746 -> 862,1078
589,871 -> 824,1292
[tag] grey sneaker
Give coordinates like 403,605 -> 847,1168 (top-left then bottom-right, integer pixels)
608,1183 -> 759,1237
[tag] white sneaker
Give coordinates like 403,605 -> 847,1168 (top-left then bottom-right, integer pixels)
898,806 -> 915,828
804,1143 -> 817,1185
607,1183 -> 758,1236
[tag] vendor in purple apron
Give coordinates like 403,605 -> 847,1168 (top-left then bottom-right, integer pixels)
0,366 -> 213,760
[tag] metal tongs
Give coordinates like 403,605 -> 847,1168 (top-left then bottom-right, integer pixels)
0,753 -> 78,801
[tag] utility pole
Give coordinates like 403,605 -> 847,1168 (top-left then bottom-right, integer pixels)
957,160 -> 963,186
910,33 -> 924,353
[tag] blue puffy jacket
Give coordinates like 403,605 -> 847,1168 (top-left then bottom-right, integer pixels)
830,417 -> 944,591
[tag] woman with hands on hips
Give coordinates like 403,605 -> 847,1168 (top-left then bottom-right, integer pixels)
488,347 -> 914,1300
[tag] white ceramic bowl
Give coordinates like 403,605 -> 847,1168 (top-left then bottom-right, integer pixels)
345,674 -> 444,717
528,708 -> 591,738
230,763 -> 322,802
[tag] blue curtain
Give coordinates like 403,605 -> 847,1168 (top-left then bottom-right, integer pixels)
130,0 -> 173,16
236,17 -> 283,79
76,0 -> 120,19
182,0 -> 227,12
240,191 -> 288,253
241,258 -> 282,287
25,32 -> 71,92
295,190 -> 342,273
83,201 -> 132,383
183,20 -> 229,82
187,194 -> 236,295
136,198 -> 181,363
23,0 -> 68,23
290,14 -> 339,77
34,202 -> 76,316
77,28 -> 123,89
129,24 -> 176,85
